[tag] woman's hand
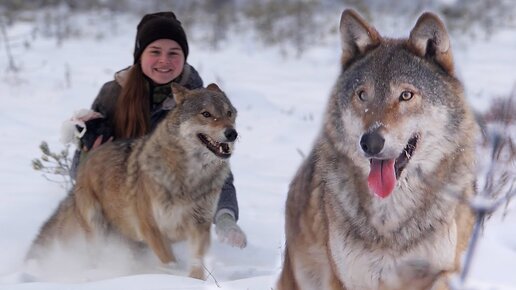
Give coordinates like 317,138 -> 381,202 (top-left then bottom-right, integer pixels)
78,115 -> 113,152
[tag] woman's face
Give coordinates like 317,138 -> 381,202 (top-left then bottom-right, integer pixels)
140,39 -> 185,85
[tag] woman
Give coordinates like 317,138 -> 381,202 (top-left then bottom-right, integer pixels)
71,11 -> 246,248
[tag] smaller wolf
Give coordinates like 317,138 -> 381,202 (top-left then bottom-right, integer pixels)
27,83 -> 238,279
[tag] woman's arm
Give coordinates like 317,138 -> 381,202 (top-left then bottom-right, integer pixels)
70,81 -> 121,180
216,172 -> 239,220
91,81 -> 122,124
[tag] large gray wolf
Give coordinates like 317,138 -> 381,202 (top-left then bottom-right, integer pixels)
27,83 -> 238,280
277,9 -> 478,290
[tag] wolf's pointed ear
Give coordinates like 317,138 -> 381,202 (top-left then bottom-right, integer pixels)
171,83 -> 189,104
206,83 -> 222,93
340,9 -> 381,67
409,12 -> 454,74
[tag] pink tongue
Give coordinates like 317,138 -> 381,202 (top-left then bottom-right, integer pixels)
367,159 -> 396,198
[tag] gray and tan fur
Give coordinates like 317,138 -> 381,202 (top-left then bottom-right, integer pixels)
277,9 -> 478,290
27,83 -> 238,280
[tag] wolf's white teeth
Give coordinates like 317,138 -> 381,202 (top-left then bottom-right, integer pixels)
199,133 -> 232,157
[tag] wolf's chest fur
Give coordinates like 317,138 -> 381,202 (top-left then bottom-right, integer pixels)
131,141 -> 227,241
324,164 -> 459,288
150,193 -> 219,242
327,190 -> 457,289
329,226 -> 456,289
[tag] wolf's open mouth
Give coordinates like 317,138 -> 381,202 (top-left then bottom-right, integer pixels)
367,134 -> 419,198
198,133 -> 232,159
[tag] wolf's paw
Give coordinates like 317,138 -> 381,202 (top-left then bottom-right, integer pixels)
188,266 -> 206,280
215,212 -> 247,248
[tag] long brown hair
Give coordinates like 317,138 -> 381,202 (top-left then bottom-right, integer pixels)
113,63 -> 151,139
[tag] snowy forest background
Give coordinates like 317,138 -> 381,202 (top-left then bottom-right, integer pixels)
1,0 -> 515,289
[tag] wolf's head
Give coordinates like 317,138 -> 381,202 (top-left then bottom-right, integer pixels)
168,83 -> 238,160
327,10 -> 476,199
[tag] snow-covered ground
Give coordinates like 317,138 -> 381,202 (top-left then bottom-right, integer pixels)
0,10 -> 515,290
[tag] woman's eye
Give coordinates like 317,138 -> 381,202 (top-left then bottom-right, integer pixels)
357,90 -> 368,101
202,111 -> 212,118
400,91 -> 414,101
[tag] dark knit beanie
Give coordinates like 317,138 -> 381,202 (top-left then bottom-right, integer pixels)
133,11 -> 189,64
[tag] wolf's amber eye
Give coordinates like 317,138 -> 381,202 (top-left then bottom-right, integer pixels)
400,91 -> 414,101
201,111 -> 212,118
357,90 -> 368,101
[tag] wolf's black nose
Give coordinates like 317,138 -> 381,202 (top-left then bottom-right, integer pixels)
360,131 -> 384,155
225,128 -> 238,142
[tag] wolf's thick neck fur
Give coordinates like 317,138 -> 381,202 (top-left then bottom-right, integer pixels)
127,112 -> 229,202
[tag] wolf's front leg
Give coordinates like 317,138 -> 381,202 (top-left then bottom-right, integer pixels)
187,225 -> 211,280
143,226 -> 177,265
136,210 -> 177,264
